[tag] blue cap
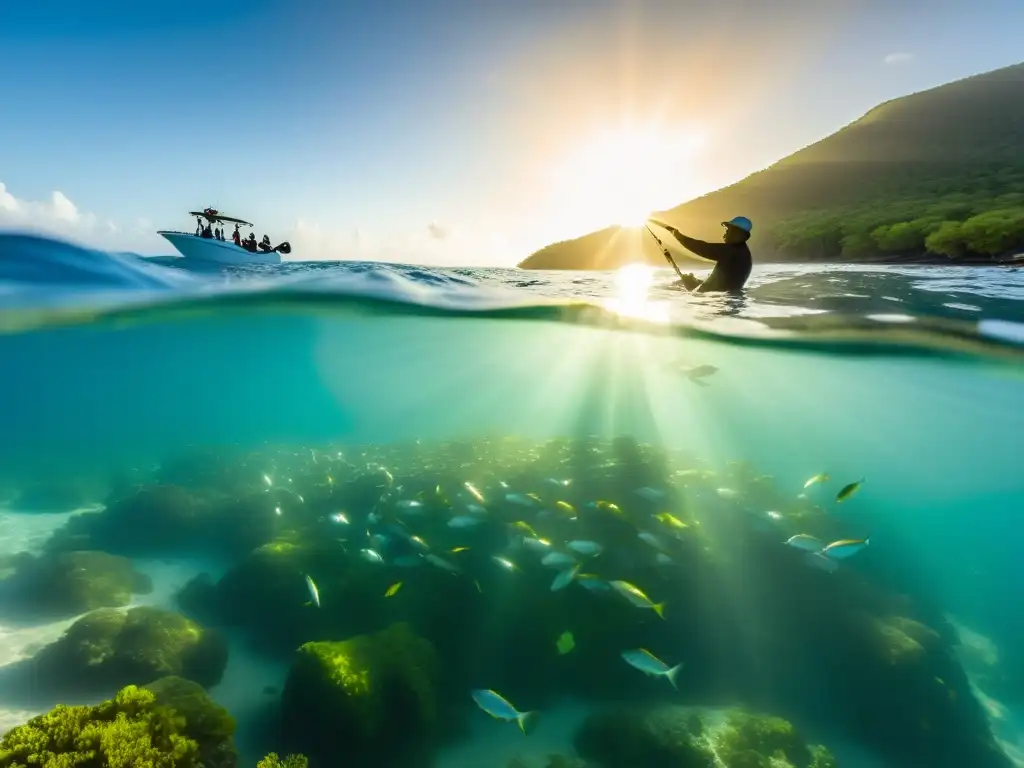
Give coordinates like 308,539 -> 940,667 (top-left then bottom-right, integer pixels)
722,216 -> 753,233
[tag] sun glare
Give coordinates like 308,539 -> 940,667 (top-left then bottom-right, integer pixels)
548,123 -> 704,233
606,263 -> 669,323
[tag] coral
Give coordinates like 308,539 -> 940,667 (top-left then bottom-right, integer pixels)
144,676 -> 238,768
712,710 -> 833,768
31,606 -> 228,693
0,684 -> 202,767
574,706 -> 836,768
0,550 -> 152,619
280,622 -> 439,767
257,754 -> 309,768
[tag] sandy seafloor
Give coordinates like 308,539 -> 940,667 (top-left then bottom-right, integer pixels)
0,507 -> 1000,767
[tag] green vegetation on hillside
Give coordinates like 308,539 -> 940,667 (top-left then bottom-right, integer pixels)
520,62 -> 1024,269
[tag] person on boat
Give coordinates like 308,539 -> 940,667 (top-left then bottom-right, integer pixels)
232,225 -> 241,246
647,215 -> 753,293
244,232 -> 258,252
201,222 -> 214,239
259,234 -> 272,252
195,217 -> 204,236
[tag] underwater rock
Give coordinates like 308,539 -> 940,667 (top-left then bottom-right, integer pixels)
280,622 -> 439,768
31,605 -> 228,693
187,531 -> 374,653
574,706 -> 836,768
12,478 -> 99,513
0,684 -> 208,766
0,549 -> 152,618
144,675 -> 239,768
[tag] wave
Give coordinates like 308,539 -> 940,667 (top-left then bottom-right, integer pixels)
1,232 -> 1023,363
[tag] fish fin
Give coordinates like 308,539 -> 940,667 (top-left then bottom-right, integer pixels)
666,663 -> 684,691
652,602 -> 666,620
517,710 -> 539,735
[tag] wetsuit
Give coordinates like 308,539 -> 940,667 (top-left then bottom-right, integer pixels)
674,235 -> 752,293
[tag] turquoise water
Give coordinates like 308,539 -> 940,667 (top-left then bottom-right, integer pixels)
0,232 -> 1022,767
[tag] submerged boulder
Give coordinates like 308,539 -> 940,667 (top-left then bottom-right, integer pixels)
0,550 -> 152,619
31,606 -> 228,693
280,622 -> 439,767
574,706 -> 836,768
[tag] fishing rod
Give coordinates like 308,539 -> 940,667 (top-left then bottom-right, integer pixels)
644,223 -> 685,281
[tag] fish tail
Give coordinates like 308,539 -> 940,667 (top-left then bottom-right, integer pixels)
652,602 -> 666,620
666,663 -> 684,691
517,710 -> 539,735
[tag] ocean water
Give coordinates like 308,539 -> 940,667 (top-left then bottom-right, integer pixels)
0,232 -> 1022,767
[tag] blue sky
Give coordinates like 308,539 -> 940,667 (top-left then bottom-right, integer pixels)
1,0 -> 1022,264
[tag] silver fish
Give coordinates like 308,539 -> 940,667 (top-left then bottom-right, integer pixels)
621,649 -> 683,689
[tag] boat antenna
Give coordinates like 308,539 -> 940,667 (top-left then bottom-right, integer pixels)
645,223 -> 684,281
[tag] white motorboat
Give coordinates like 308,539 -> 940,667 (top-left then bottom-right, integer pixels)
158,208 -> 291,265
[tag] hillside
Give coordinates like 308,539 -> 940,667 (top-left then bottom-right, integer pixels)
520,62 -> 1024,269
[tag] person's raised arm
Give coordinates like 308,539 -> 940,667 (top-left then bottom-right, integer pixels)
648,220 -> 729,263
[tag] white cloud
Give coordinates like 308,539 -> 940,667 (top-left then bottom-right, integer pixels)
884,52 -> 913,65
0,181 -> 161,253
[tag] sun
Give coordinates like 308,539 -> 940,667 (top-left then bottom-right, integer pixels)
547,123 -> 703,232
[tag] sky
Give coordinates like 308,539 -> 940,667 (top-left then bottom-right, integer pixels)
1,0 -> 1022,265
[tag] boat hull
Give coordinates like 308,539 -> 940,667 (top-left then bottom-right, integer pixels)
158,231 -> 282,265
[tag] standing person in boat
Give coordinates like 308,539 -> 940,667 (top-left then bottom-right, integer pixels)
232,224 -> 241,246
647,215 -> 753,293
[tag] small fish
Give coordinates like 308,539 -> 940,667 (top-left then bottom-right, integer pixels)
384,581 -> 403,597
510,521 -> 538,537
274,506 -> 282,516
610,580 -> 665,619
635,487 -> 666,502
448,515 -> 483,528
359,548 -> 384,564
470,690 -> 538,734
544,478 -> 571,488
638,531 -> 669,552
593,500 -> 622,515
555,631 -> 575,655
330,512 -> 349,525
449,546 -> 470,554
551,565 -> 579,592
621,649 -> 683,689
408,535 -> 430,552
464,482 -> 486,505
541,552 -> 577,569
836,479 -> 865,503
655,553 -> 674,565
716,487 -> 739,500
822,537 -> 870,559
655,512 -> 688,529
555,500 -> 576,516
805,552 -> 839,573
764,510 -> 783,521
396,499 -> 423,510
262,474 -> 273,487
304,574 -> 320,608
804,472 -> 830,489
567,540 -> 603,557
522,536 -> 552,553
426,554 -> 461,573
466,503 -> 488,516
393,555 -> 424,568
505,494 -> 536,508
785,534 -> 824,553
492,556 -> 518,572
576,574 -> 609,592
684,364 -> 718,382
